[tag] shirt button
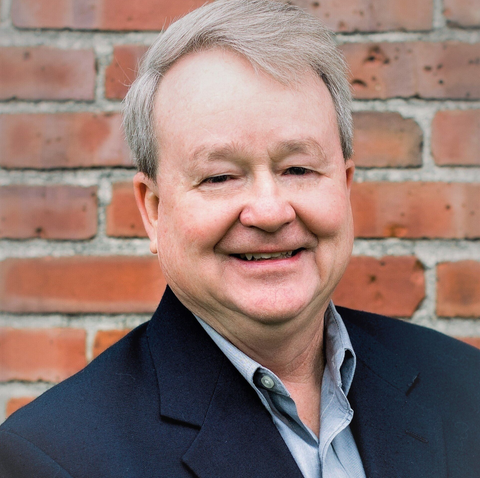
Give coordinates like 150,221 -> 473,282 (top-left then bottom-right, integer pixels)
260,374 -> 275,389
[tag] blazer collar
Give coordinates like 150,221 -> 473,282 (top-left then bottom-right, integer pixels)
147,287 -> 304,478
342,309 -> 447,478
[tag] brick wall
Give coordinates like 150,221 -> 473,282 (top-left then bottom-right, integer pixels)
0,0 -> 479,422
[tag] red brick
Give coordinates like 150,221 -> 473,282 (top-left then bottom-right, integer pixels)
437,261 -> 480,317
12,0 -> 211,30
0,257 -> 166,314
105,45 -> 148,100
0,47 -> 95,101
93,329 -> 131,358
0,185 -> 97,239
289,0 -> 433,32
352,182 -> 480,239
0,328 -> 86,382
432,110 -> 480,166
444,0 -> 480,27
342,42 -> 480,99
106,182 -> 146,237
6,397 -> 36,417
457,337 -> 480,349
333,256 -> 425,317
0,113 -> 132,169
352,112 -> 422,167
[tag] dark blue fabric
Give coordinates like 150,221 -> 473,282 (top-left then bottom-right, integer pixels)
0,288 -> 479,477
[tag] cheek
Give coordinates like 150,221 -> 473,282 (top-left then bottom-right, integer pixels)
159,197 -> 241,252
299,187 -> 352,237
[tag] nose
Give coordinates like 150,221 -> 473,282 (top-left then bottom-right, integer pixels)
239,174 -> 296,232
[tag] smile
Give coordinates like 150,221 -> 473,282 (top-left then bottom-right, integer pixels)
234,249 -> 303,261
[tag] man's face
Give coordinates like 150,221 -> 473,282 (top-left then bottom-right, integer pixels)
136,49 -> 354,338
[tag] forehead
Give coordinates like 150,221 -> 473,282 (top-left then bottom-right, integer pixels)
153,49 -> 340,167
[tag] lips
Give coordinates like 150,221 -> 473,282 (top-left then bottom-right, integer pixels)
233,248 -> 304,261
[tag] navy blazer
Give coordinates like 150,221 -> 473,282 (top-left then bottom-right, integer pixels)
1,287 -> 479,477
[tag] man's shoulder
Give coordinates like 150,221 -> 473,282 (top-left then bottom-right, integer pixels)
0,321 -> 158,470
338,305 -> 480,406
337,305 -> 480,361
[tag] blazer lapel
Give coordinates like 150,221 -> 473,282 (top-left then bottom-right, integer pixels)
147,288 -> 304,478
344,317 -> 447,478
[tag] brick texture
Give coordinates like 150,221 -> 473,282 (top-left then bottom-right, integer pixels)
0,185 -> 97,239
106,182 -> 146,237
342,42 -> 480,99
0,257 -> 166,313
12,0 -> 211,30
6,397 -> 35,418
0,47 -> 95,101
287,0 -> 433,32
93,329 -> 131,358
333,256 -> 425,317
437,261 -> 480,317
352,112 -> 423,167
0,113 -> 132,169
0,328 -> 86,382
444,0 -> 480,27
351,182 -> 480,238
1,0 -> 480,422
431,110 -> 480,166
105,45 -> 148,100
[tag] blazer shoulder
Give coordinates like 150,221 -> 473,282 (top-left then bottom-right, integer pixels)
338,305 -> 480,359
337,305 -> 480,406
0,321 -> 157,467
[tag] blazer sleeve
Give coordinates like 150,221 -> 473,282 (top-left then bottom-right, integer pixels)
0,430 -> 74,478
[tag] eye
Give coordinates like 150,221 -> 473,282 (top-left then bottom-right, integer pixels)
202,174 -> 231,184
284,166 -> 310,176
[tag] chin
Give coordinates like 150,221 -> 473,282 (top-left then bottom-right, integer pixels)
231,289 -> 318,325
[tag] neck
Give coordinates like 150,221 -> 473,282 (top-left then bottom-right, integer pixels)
199,303 -> 328,436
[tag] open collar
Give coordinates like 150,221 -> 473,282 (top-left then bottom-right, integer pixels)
146,287 -> 304,478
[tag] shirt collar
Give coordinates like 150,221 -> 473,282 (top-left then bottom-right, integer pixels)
196,301 -> 356,396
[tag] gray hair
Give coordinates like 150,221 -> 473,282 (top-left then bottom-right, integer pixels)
123,0 -> 353,180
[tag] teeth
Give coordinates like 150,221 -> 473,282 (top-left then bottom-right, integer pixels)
239,251 -> 294,261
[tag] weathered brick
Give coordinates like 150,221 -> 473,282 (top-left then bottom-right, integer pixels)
106,182 -> 146,237
458,337 -> 480,349
352,182 -> 480,239
333,256 -> 425,317
0,328 -> 86,382
437,261 -> 480,317
105,45 -> 148,100
444,0 -> 480,27
0,185 -> 97,239
0,47 -> 95,101
342,42 -> 480,99
352,112 -> 422,167
0,257 -> 166,313
0,113 -> 132,169
93,329 -> 131,358
288,0 -> 433,32
432,110 -> 480,166
6,397 -> 36,418
12,0 -> 211,30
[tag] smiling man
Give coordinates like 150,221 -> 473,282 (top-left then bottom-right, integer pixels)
1,1 -> 479,477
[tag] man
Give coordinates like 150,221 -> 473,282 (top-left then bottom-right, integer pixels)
1,1 -> 479,477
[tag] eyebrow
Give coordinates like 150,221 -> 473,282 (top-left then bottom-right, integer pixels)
268,138 -> 327,163
192,143 -> 244,164
191,137 -> 327,165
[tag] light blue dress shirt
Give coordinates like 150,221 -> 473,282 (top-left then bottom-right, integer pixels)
196,302 -> 366,478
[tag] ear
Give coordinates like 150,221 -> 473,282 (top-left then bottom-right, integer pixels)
345,159 -> 355,193
133,172 -> 159,254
